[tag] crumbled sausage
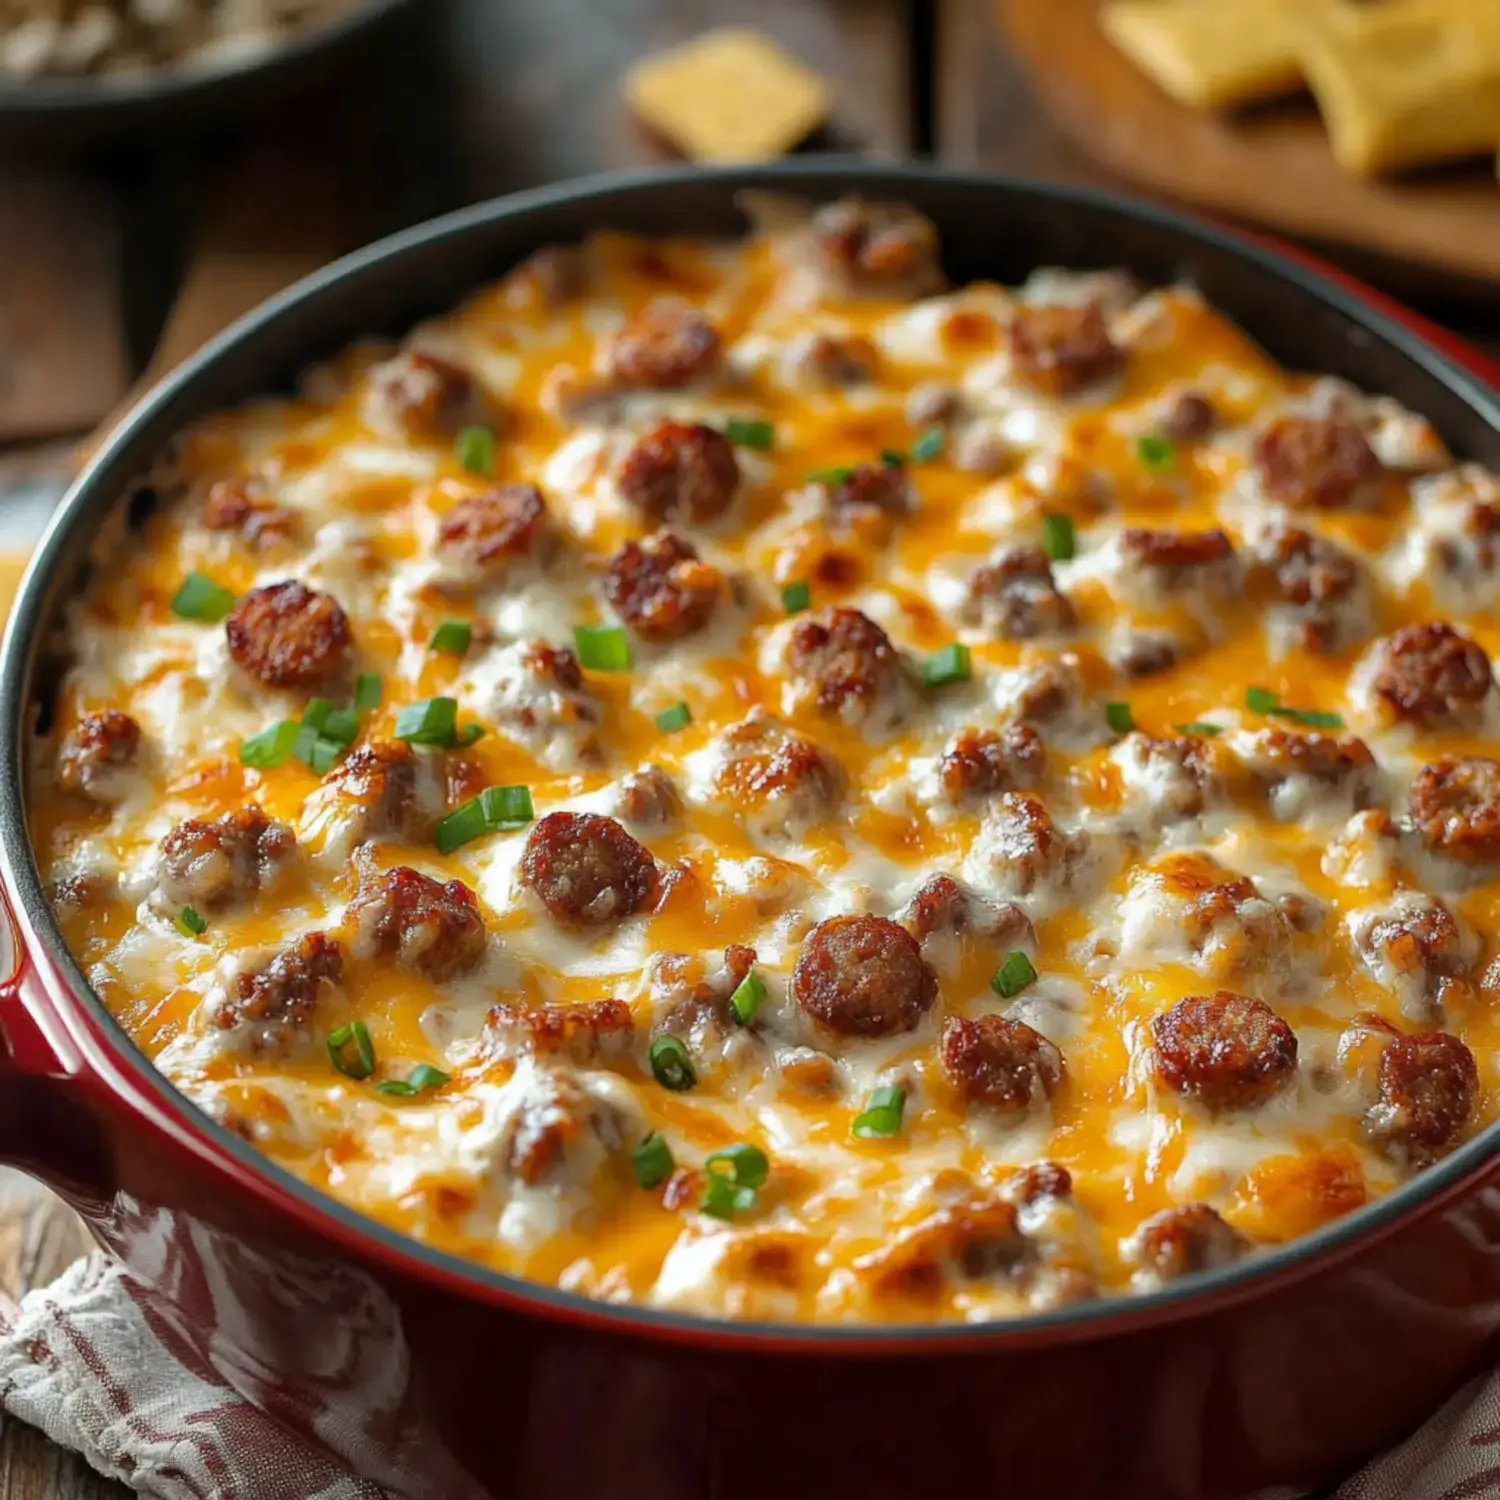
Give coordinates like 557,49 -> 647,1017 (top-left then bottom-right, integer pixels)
213,931 -> 342,1047
299,739 -> 442,859
1236,728 -> 1376,812
1151,992 -> 1299,1112
602,531 -> 723,642
1130,1204 -> 1245,1284
1252,414 -> 1383,510
1366,623 -> 1492,726
609,766 -> 683,828
1002,655 -> 1088,726
1156,390 -> 1216,443
645,946 -> 758,1052
1112,732 -> 1226,823
601,303 -> 721,389
940,1013 -> 1063,1111
435,484 -> 552,580
794,915 -> 936,1038
504,1061 -> 628,1189
962,546 -> 1076,639
900,874 -> 1035,952
477,641 -> 601,770
616,420 -> 740,525
796,199 -> 944,301
973,793 -> 1081,900
1409,756 -> 1500,865
817,462 -> 914,522
485,998 -> 635,1064
784,607 -> 911,728
1117,528 -> 1241,603
851,1194 -> 1027,1299
710,715 -> 842,836
788,331 -> 877,386
520,812 -> 657,928
366,350 -> 491,440
1005,302 -> 1122,397
1248,525 -> 1368,654
1109,630 -> 1184,679
1351,891 -> 1476,1020
344,866 -> 487,982
1367,1031 -> 1477,1165
936,725 -> 1046,805
58,710 -> 141,805
157,806 -> 295,913
1002,1161 -> 1073,1206
199,478 -> 294,548
225,580 -> 352,692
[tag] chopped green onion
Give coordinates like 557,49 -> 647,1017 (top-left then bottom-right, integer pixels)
436,784 -> 534,854
780,580 -> 812,614
170,571 -> 236,622
375,1064 -> 450,1097
1175,721 -> 1224,737
922,643 -> 972,688
700,1143 -> 769,1218
700,1173 -> 758,1219
880,447 -> 906,469
1105,701 -> 1134,734
991,949 -> 1038,1000
327,1020 -> 375,1080
851,1084 -> 906,1140
655,701 -> 692,734
911,425 -> 945,463
1135,434 -> 1177,472
1245,686 -> 1281,715
175,905 -> 207,938
394,696 -> 459,745
1271,706 -> 1345,729
429,620 -> 473,656
321,707 -> 360,747
724,417 -> 775,452
1042,512 -> 1076,562
632,1132 -> 675,1189
728,970 -> 765,1025
649,1034 -> 696,1092
302,698 -> 332,732
806,465 -> 855,486
573,624 -> 632,673
455,722 -> 486,747
355,673 -> 383,714
455,425 -> 495,478
239,720 -> 299,769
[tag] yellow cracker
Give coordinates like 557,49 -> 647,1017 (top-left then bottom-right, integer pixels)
1100,0 -> 1328,110
624,29 -> 828,163
1290,1 -> 1500,175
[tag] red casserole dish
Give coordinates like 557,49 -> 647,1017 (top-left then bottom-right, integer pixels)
4,164 -> 1500,1500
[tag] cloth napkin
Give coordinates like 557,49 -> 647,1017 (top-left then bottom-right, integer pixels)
0,1250 -> 1496,1500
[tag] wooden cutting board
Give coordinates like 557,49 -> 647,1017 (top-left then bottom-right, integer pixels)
995,0 -> 1500,285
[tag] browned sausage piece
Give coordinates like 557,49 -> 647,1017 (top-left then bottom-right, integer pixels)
520,811 -> 657,928
1120,526 -> 1237,575
1005,303 -> 1122,398
940,1013 -> 1063,1111
609,765 -> 683,828
602,532 -> 723,642
790,331 -> 877,386
436,485 -> 552,576
485,997 -> 635,1064
200,478 -> 294,548
215,931 -> 342,1040
1238,727 -> 1375,794
1151,992 -> 1298,1112
225,581 -> 352,692
344,866 -> 487,982
794,914 -> 936,1038
158,806 -> 296,913
1132,1204 -> 1245,1283
1003,1161 -> 1073,1206
785,607 -> 907,724
979,793 -> 1078,898
616,420 -> 739,525
937,725 -> 1046,804
1409,756 -> 1500,865
1368,623 -> 1492,726
901,874 -> 1035,951
819,462 -> 914,520
1252,414 -> 1383,510
58,710 -> 141,804
963,546 -> 1077,640
1367,1031 -> 1477,1165
1248,525 -> 1365,654
313,740 -> 438,848
712,715 -> 842,834
1354,892 -> 1475,1013
799,199 -> 944,300
368,350 -> 491,439
602,303 -> 721,390
1157,390 -> 1217,443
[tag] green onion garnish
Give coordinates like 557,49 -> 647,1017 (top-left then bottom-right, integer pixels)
455,425 -> 495,478
780,580 -> 812,614
724,417 -> 774,451
655,701 -> 692,734
170,571 -> 236,623
922,643 -> 972,688
175,905 -> 206,938
455,722 -> 486,747
394,696 -> 459,745
649,1034 -> 696,1092
991,950 -> 1038,1000
327,1020 -> 376,1080
435,785 -> 534,854
239,720 -> 299,769
911,425 -> 945,463
700,1143 -> 769,1218
1042,512 -> 1075,562
1245,686 -> 1281,715
375,1064 -> 449,1097
321,707 -> 359,746
851,1084 -> 906,1140
1175,721 -> 1224,737
880,447 -> 906,469
1105,701 -> 1134,734
1243,686 -> 1344,728
806,465 -> 855,486
632,1132 -> 675,1189
1135,434 -> 1177,472
290,697 -> 355,775
429,620 -> 472,656
573,624 -> 632,673
728,970 -> 765,1025
355,673 -> 383,714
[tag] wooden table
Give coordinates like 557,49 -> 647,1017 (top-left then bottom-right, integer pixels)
0,1 -> 1495,1492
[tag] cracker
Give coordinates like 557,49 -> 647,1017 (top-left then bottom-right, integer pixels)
1289,0 -> 1500,175
624,28 -> 828,163
1100,0 -> 1325,111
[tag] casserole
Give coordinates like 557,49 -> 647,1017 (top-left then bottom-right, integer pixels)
4,163 -> 1500,1498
